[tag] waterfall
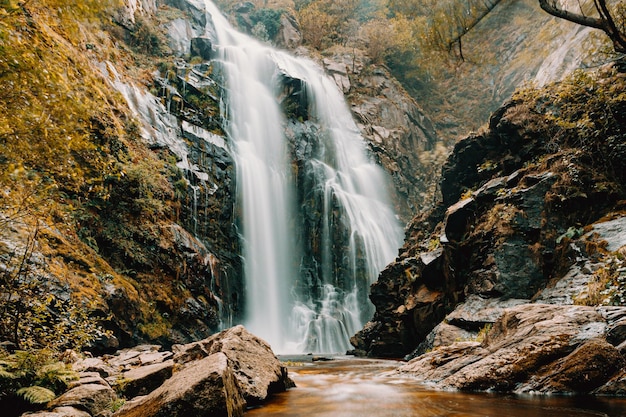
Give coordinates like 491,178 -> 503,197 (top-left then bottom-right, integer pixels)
205,1 -> 403,353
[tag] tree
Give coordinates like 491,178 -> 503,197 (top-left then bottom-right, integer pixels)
298,2 -> 334,49
422,0 -> 503,61
539,0 -> 626,54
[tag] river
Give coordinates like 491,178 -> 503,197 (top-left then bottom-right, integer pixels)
247,357 -> 626,417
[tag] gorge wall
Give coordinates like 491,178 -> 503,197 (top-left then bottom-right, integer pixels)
1,0 -> 618,360
97,0 -> 435,351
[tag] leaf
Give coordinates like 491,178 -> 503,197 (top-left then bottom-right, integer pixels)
0,367 -> 17,379
17,385 -> 56,404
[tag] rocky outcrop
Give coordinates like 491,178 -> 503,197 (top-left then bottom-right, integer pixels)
397,304 -> 626,394
351,65 -> 626,394
23,326 -> 290,417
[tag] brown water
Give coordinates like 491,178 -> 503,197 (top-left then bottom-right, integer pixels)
247,357 -> 626,417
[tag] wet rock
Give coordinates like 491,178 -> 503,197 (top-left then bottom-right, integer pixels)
190,37 -> 214,60
517,339 -> 624,394
113,352 -> 245,417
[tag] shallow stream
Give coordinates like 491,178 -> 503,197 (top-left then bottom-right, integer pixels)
248,357 -> 626,417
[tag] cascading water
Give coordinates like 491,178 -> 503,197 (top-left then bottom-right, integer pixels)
205,1 -> 404,353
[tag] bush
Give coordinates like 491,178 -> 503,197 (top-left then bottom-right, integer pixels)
0,349 -> 78,414
0,223 -> 105,352
128,16 -> 163,55
250,8 -> 284,40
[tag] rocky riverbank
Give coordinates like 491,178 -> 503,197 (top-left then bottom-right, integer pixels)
22,326 -> 292,417
351,64 -> 626,394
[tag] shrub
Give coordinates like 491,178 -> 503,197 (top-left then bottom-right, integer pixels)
0,349 -> 78,412
250,8 -> 284,40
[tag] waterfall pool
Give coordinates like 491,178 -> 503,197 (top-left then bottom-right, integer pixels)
247,357 -> 626,417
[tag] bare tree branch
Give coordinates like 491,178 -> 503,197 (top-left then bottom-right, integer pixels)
538,0 -> 626,53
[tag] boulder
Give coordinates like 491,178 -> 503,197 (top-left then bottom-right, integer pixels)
106,345 -> 162,369
116,360 -> 175,398
172,325 -> 294,405
67,372 -> 110,389
397,304 -> 623,394
112,353 -> 244,417
72,357 -> 118,378
516,339 -> 624,393
48,384 -> 117,416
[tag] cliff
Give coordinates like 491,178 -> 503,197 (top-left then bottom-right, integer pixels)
0,0 -> 433,353
351,64 -> 626,394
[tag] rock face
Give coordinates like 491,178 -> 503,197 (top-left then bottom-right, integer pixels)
321,47 -> 439,220
351,66 -> 626,394
24,326 -> 290,417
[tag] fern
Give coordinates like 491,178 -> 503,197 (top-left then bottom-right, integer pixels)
36,362 -> 78,391
0,366 -> 17,379
17,385 -> 57,404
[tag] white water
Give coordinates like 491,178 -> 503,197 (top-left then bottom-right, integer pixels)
205,1 -> 403,353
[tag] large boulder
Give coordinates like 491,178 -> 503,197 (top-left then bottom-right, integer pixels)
113,352 -> 245,417
397,304 -> 625,394
172,325 -> 294,405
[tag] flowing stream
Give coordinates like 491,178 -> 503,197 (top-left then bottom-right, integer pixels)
248,358 -> 626,417
204,1 -> 403,353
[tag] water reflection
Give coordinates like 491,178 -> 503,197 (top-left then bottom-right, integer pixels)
247,357 -> 626,417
